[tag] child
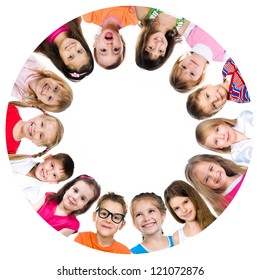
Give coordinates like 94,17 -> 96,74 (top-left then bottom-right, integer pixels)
33,174 -> 101,237
164,180 -> 216,244
83,6 -> 138,70
35,17 -> 94,82
186,57 -> 250,120
185,154 -> 248,215
6,102 -> 64,160
134,6 -> 185,71
169,22 -> 227,93
10,153 -> 75,204
130,192 -> 174,254
74,192 -> 130,254
11,54 -> 73,113
195,110 -> 254,164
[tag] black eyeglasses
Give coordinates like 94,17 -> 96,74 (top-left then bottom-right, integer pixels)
96,207 -> 125,224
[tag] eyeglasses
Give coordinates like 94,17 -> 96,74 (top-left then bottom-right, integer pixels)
96,207 -> 125,224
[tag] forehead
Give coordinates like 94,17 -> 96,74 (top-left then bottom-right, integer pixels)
100,200 -> 124,213
132,198 -> 157,211
169,196 -> 188,207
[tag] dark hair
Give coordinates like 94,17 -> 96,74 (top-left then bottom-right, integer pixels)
51,153 -> 75,181
35,17 -> 94,82
136,21 -> 182,71
47,174 -> 101,216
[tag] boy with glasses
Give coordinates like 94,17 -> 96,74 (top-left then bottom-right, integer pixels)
74,192 -> 131,254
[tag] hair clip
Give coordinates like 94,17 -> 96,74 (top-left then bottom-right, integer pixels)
80,175 -> 94,181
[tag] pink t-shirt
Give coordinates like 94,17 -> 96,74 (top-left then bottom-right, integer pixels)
224,173 -> 246,205
184,24 -> 226,62
37,192 -> 79,233
46,24 -> 70,44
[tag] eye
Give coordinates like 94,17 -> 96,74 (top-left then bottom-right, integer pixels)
52,173 -> 57,179
81,196 -> 87,202
213,103 -> 218,109
190,72 -> 195,77
39,133 -> 43,140
113,215 -> 121,222
47,96 -> 52,101
173,207 -> 179,211
113,47 -> 120,52
181,65 -> 186,70
77,48 -> 84,53
68,55 -> 73,59
100,48 -> 107,53
209,165 -> 213,172
149,209 -> 156,213
206,93 -> 210,98
41,121 -> 44,127
50,163 -> 54,169
135,213 -> 141,218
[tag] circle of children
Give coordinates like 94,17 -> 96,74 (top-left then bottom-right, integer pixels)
6,6 -> 253,254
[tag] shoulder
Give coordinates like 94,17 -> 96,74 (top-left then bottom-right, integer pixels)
172,230 -> 180,245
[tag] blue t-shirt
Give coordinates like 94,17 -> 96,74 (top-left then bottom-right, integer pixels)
130,236 -> 174,254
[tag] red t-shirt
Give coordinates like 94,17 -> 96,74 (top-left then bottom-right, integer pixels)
5,104 -> 22,154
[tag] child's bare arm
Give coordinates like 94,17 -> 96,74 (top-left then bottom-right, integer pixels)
32,196 -> 45,212
134,6 -> 150,21
59,228 -> 75,237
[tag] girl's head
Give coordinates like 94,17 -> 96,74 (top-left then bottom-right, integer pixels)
136,20 -> 182,71
195,117 -> 237,153
48,174 -> 101,215
94,192 -> 128,236
185,154 -> 247,215
130,192 -> 166,237
93,28 -> 126,70
21,68 -> 73,112
36,18 -> 94,82
170,52 -> 208,93
164,180 -> 216,229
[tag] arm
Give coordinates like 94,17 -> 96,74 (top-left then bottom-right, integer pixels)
59,228 -> 76,237
134,6 -> 150,21
177,19 -> 191,36
172,230 -> 180,245
32,196 -> 45,212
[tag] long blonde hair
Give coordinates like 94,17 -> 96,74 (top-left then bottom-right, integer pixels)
196,117 -> 237,154
185,154 -> 247,215
14,68 -> 73,112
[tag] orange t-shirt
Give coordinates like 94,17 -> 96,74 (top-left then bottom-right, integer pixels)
83,6 -> 138,28
74,231 -> 131,254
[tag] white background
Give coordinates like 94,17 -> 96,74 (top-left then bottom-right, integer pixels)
1,1 -> 259,279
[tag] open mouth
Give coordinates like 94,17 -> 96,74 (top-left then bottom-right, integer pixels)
104,32 -> 113,40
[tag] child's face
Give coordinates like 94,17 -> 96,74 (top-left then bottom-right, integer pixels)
132,199 -> 165,236
33,78 -> 63,107
34,157 -> 65,183
94,29 -> 124,67
22,115 -> 56,146
197,84 -> 228,115
193,161 -> 228,190
177,53 -> 205,82
204,124 -> 236,149
59,38 -> 89,71
145,32 -> 168,60
93,200 -> 125,238
169,196 -> 196,222
63,180 -> 95,212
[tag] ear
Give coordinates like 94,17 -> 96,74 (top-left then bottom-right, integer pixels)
120,35 -> 126,46
119,220 -> 126,230
43,154 -> 52,161
93,40 -> 97,48
93,211 -> 97,222
161,211 -> 166,223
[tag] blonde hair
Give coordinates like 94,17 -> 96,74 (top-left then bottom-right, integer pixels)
14,68 -> 73,113
196,117 -> 237,153
185,154 -> 247,215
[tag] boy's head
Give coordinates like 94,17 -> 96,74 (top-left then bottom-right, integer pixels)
93,29 -> 126,70
186,84 -> 228,120
93,192 -> 127,238
34,153 -> 74,183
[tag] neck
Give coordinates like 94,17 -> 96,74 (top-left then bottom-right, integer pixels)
142,230 -> 168,251
96,232 -> 115,247
183,220 -> 201,237
102,18 -> 120,31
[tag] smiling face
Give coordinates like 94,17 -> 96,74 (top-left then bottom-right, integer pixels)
169,196 -> 197,222
34,157 -> 65,183
93,200 -> 126,238
22,115 -> 56,146
197,84 -> 228,115
31,77 -> 63,106
62,180 -> 95,213
132,199 -> 166,237
58,38 -> 89,71
193,161 -> 228,190
204,124 -> 236,149
145,32 -> 168,60
94,29 -> 124,67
